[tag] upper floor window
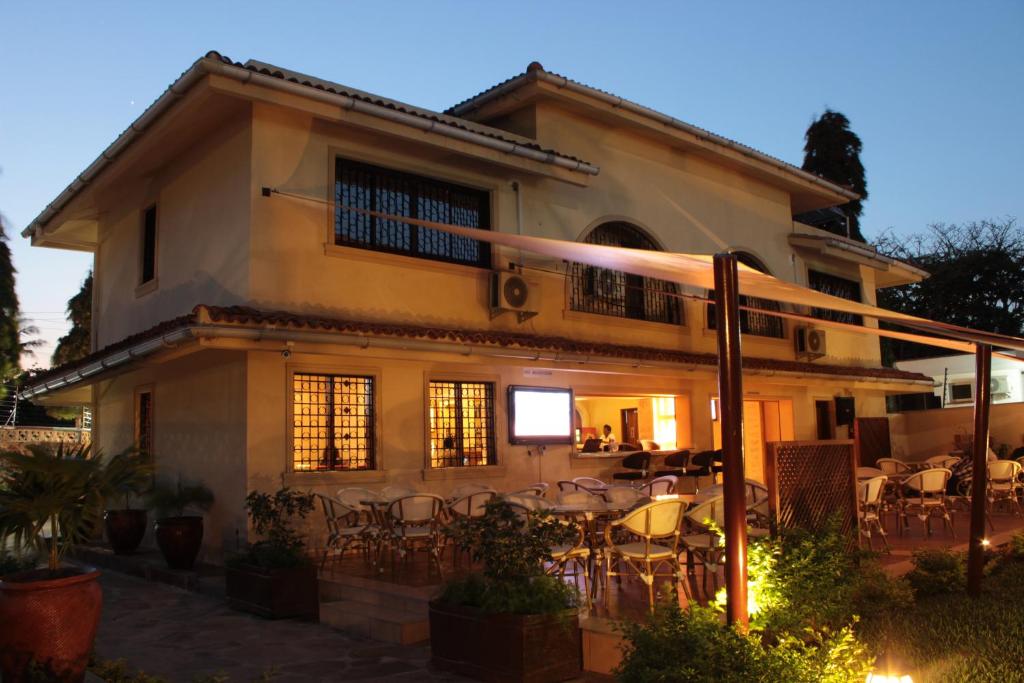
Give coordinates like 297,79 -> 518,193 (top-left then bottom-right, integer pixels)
334,158 -> 491,268
707,252 -> 785,338
292,373 -> 376,471
428,380 -> 496,468
808,270 -> 863,325
568,222 -> 682,325
140,205 -> 157,284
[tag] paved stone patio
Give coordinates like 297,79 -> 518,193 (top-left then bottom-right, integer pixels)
94,571 -> 469,682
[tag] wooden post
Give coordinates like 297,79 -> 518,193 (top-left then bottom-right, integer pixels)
713,253 -> 748,627
967,343 -> 992,596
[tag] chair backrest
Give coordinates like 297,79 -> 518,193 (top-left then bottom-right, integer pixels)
449,483 -> 494,499
316,493 -> 357,533
686,495 -> 725,530
604,485 -> 642,507
504,493 -> 552,511
619,452 -> 651,472
856,466 -> 885,479
619,499 -> 687,539
641,475 -> 677,497
380,485 -> 417,500
388,494 -> 445,524
509,483 -> 548,497
337,487 -> 382,510
903,468 -> 950,495
988,460 -> 1022,484
745,479 -> 769,505
572,476 -> 606,489
925,454 -> 960,469
690,450 -> 716,474
876,458 -> 911,475
662,450 -> 690,469
858,475 -> 888,506
581,438 -> 602,453
558,490 -> 602,506
448,490 -> 496,518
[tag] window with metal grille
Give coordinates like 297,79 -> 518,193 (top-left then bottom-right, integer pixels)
568,222 -> 682,324
808,270 -> 863,325
428,381 -> 496,468
292,373 -> 375,471
335,158 -> 491,268
707,253 -> 785,338
135,390 -> 153,456
140,205 -> 157,284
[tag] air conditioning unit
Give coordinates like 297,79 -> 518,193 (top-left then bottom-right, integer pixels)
795,327 -> 827,360
490,271 -> 538,322
991,376 -> 1011,397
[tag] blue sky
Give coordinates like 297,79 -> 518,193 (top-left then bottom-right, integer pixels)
2,0 -> 1021,367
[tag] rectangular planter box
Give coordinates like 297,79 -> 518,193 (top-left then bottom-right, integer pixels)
225,564 -> 319,620
429,601 -> 581,683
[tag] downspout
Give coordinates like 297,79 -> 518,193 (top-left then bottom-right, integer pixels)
511,180 -> 524,268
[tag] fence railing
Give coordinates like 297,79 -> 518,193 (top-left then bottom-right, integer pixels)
0,426 -> 91,446
765,439 -> 859,540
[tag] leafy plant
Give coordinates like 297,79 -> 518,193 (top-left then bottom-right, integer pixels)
0,549 -> 36,576
147,479 -> 214,519
231,488 -> 315,569
905,549 -> 965,597
440,499 -> 579,614
0,443 -> 108,574
101,447 -> 153,510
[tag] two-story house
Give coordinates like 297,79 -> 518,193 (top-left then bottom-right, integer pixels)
21,52 -> 930,560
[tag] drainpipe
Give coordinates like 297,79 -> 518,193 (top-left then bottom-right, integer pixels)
511,180 -> 524,268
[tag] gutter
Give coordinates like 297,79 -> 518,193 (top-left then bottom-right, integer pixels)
451,70 -> 859,203
24,55 -> 599,240
20,323 -> 932,399
789,233 -> 930,280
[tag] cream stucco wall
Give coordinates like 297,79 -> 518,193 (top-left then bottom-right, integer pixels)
889,402 -> 1024,462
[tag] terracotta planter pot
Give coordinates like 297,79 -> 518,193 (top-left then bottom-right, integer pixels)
154,515 -> 203,570
429,601 -> 581,682
0,568 -> 103,683
225,563 -> 319,620
104,509 -> 148,555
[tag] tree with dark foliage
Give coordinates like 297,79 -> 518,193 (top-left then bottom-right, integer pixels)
51,271 -> 92,366
802,110 -> 868,242
0,213 -> 24,387
875,218 -> 1024,363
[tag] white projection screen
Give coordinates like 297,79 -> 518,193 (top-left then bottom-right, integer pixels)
508,385 -> 574,445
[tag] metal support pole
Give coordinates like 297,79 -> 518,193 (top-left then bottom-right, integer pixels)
713,253 -> 748,627
967,343 -> 992,596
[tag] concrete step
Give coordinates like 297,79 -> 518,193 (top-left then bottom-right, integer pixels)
320,599 -> 430,645
318,572 -> 438,615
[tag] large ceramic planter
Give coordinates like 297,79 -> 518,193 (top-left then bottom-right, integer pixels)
104,509 -> 148,555
429,601 -> 581,682
154,515 -> 203,570
225,563 -> 319,620
0,568 -> 103,683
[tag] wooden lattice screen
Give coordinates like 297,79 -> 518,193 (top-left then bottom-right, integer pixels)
854,417 -> 891,466
765,440 -> 859,539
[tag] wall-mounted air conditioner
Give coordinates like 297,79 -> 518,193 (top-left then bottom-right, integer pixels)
490,271 -> 538,322
795,327 -> 827,360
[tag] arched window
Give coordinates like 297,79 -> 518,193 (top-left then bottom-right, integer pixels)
707,252 -> 785,338
569,222 -> 682,325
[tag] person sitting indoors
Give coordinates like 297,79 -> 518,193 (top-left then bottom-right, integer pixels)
601,424 -> 618,452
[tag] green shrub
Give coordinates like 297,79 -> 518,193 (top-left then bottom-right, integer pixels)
229,488 -> 316,569
439,572 -> 579,615
1008,531 -> 1024,559
905,549 -> 965,597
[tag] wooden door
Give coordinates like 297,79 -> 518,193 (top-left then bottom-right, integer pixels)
854,417 -> 891,466
815,400 -> 835,440
620,408 -> 639,446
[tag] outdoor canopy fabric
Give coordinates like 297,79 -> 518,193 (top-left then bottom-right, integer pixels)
280,190 -> 1024,355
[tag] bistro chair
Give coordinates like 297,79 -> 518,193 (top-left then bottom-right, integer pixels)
507,483 -> 549,497
680,495 -> 725,598
447,490 -> 496,519
924,454 -> 960,470
745,480 -> 771,531
384,494 -> 447,577
857,476 -> 889,552
653,450 -> 690,478
603,485 -> 643,508
611,451 -> 651,482
899,468 -> 954,539
503,493 -> 553,511
856,467 -> 886,480
639,475 -> 677,498
315,493 -> 372,568
987,460 -> 1023,521
558,489 -> 604,506
572,476 -> 607,490
448,483 -> 495,501
380,485 -> 418,500
604,498 -> 688,610
876,458 -> 912,476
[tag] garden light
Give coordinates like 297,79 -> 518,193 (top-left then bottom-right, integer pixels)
981,538 -> 991,548
865,673 -> 912,682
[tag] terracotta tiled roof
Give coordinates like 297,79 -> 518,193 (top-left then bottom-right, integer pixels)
27,305 -> 931,391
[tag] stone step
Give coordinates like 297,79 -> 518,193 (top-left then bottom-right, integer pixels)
320,599 -> 430,645
318,572 -> 438,615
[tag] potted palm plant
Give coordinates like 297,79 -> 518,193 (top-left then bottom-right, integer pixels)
0,443 -> 107,682
430,499 -> 583,682
226,487 -> 318,620
148,479 -> 213,570
101,448 -> 153,555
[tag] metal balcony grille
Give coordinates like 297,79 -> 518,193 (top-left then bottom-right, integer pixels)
335,158 -> 491,268
568,222 -> 682,325
293,373 -> 375,471
808,270 -> 863,325
429,381 -> 496,468
708,295 -> 786,338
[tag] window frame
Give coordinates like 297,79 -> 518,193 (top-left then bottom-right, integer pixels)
948,382 -> 973,403
806,269 -> 864,325
138,204 -> 158,292
286,365 -> 383,475
706,251 -> 786,339
425,377 -> 499,469
332,156 -> 493,269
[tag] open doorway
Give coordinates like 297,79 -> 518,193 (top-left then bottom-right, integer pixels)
575,394 -> 692,451
712,398 -> 795,483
